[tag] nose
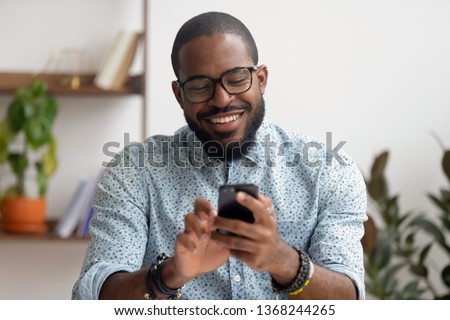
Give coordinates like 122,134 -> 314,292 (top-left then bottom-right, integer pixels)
208,81 -> 234,108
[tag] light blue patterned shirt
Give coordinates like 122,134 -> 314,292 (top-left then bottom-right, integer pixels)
72,121 -> 367,300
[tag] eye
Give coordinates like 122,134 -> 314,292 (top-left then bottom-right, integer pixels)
188,86 -> 210,93
226,76 -> 249,86
185,80 -> 211,93
224,69 -> 251,87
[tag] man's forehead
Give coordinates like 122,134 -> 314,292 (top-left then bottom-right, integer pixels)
177,33 -> 253,79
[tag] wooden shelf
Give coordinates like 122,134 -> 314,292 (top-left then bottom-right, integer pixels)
0,72 -> 142,96
0,220 -> 90,241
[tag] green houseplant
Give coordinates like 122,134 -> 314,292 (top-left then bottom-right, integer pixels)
425,148 -> 450,299
363,150 -> 450,299
0,80 -> 58,233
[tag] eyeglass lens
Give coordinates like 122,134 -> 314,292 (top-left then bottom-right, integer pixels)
184,67 -> 253,103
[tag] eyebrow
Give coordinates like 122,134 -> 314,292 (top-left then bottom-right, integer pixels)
181,66 -> 248,83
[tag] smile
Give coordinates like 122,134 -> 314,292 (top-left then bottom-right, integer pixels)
208,113 -> 242,124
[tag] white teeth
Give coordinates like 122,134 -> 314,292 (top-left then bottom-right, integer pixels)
210,114 -> 239,124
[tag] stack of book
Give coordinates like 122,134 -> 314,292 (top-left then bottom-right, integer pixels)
55,171 -> 102,238
94,29 -> 142,90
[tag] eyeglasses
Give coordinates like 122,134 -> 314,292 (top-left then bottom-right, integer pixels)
176,66 -> 258,103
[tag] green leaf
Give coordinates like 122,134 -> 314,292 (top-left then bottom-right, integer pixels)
396,213 -> 410,228
8,153 -> 28,177
442,150 -> 450,182
371,151 -> 389,177
39,97 -> 58,124
6,99 -> 27,132
0,139 -> 8,163
401,281 -> 422,299
0,121 -> 14,163
370,236 -> 392,270
428,193 -> 449,213
385,279 -> 398,299
36,164 -> 48,197
31,80 -> 46,97
405,232 -> 415,246
42,138 -> 58,177
419,243 -> 433,265
441,217 -> 450,231
14,87 -> 31,100
440,189 -> 450,201
442,265 -> 450,288
414,219 -> 450,254
383,263 -> 406,285
410,264 -> 428,278
385,196 -> 400,224
368,176 -> 386,203
24,116 -> 51,149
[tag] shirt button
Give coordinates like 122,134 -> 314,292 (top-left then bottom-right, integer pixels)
234,274 -> 241,282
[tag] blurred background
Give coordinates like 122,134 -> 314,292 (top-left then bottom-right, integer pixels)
0,0 -> 449,299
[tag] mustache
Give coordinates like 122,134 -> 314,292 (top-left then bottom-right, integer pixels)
198,104 -> 251,118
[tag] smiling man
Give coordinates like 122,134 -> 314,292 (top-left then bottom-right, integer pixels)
72,12 -> 367,300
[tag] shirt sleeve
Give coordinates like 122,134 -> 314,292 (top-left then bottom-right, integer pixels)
309,151 -> 368,299
72,147 -> 150,299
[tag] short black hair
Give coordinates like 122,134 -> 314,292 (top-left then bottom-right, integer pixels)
171,11 -> 259,79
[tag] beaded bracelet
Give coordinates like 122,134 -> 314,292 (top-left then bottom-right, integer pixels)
289,260 -> 314,296
271,247 -> 314,297
144,253 -> 182,300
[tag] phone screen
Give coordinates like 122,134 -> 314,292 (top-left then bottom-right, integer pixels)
218,184 -> 258,223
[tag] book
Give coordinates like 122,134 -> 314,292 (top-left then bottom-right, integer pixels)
94,29 -> 140,90
55,175 -> 93,238
76,205 -> 94,238
75,169 -> 103,238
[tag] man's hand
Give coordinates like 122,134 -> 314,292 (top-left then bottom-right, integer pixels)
163,198 -> 230,288
211,192 -> 299,285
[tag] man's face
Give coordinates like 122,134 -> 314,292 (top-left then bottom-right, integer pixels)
172,33 -> 268,151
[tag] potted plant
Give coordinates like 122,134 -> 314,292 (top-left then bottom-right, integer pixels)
0,80 -> 58,233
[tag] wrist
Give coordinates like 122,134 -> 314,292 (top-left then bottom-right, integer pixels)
268,244 -> 299,286
271,247 -> 314,296
161,256 -> 194,289
145,254 -> 184,300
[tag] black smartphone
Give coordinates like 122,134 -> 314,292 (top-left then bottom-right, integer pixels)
218,184 -> 259,223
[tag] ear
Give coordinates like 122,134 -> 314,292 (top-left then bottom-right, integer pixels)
256,64 -> 268,95
171,81 -> 184,109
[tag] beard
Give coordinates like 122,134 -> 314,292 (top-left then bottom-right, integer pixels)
184,96 -> 266,162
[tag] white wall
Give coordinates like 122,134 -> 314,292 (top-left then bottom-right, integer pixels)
0,0 -> 449,299
0,0 -> 144,220
148,0 -> 450,213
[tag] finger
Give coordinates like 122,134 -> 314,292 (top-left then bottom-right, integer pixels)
236,192 -> 273,223
211,230 -> 256,253
213,216 -> 255,238
258,194 -> 272,210
184,213 -> 207,237
194,198 -> 215,220
176,231 -> 198,252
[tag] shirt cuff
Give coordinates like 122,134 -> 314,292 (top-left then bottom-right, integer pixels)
322,264 -> 365,300
72,262 -> 135,300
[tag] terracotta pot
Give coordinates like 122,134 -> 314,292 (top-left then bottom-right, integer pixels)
1,197 -> 48,233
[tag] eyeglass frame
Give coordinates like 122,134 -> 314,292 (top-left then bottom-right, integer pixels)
176,65 -> 259,104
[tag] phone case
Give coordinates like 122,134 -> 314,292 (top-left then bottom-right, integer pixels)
218,184 -> 258,223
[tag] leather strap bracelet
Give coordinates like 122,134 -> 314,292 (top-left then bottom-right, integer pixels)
271,247 -> 314,297
144,253 -> 182,300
